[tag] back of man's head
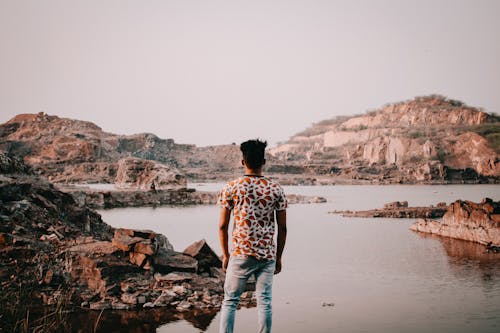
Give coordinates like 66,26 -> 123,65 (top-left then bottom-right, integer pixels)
240,139 -> 267,170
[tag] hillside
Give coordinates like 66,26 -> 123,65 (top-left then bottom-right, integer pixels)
0,112 -> 240,183
269,95 -> 499,184
0,95 -> 498,184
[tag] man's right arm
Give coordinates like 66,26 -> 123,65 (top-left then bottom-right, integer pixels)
275,209 -> 287,274
219,207 -> 231,271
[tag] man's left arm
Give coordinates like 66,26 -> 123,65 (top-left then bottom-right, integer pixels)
219,207 -> 231,271
274,209 -> 287,274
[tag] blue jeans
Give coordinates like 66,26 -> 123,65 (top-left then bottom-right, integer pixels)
219,256 -> 276,333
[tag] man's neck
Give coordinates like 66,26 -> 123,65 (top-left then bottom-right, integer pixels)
244,167 -> 263,176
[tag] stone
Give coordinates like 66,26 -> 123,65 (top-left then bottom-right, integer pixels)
176,300 -> 192,311
112,235 -> 144,252
134,239 -> 156,256
89,301 -> 112,310
121,293 -> 138,305
183,239 -> 222,274
153,248 -> 198,273
153,290 -> 177,307
111,302 -> 130,310
115,157 -> 187,190
154,272 -> 194,283
129,252 -> 149,268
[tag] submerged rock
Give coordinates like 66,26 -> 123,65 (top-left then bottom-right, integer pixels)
410,198 -> 500,246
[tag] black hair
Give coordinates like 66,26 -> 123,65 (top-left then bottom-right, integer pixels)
240,139 -> 267,169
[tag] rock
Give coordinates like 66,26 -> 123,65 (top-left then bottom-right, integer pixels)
183,239 -> 222,274
384,201 -> 408,209
332,201 -> 448,219
286,194 -> 327,204
410,198 -> 500,246
176,300 -> 192,311
153,248 -> 198,274
90,301 -> 112,310
154,272 -> 194,283
129,252 -> 149,268
115,157 -> 186,190
112,235 -> 144,252
134,239 -> 156,256
111,302 -> 130,310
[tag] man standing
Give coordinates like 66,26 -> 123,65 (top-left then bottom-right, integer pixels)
217,139 -> 287,333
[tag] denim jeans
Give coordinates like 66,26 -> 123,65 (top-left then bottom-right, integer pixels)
219,256 -> 276,333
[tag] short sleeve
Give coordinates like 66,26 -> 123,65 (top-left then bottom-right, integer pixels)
274,186 -> 287,211
217,183 -> 234,210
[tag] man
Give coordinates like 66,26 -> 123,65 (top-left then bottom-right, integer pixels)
217,139 -> 287,333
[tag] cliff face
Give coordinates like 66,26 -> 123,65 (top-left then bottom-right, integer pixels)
270,96 -> 499,183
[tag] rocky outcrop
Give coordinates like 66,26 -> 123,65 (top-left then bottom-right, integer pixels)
0,154 -> 249,317
410,198 -> 500,246
332,201 -> 448,218
115,157 -> 187,190
269,95 -> 500,184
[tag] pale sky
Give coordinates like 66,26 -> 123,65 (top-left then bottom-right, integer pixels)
1,0 -> 499,146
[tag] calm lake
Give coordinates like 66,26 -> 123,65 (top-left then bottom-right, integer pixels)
94,184 -> 500,333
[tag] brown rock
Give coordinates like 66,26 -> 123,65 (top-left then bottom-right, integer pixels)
129,252 -> 149,268
410,198 -> 500,246
112,235 -> 144,252
153,248 -> 198,274
134,239 -> 156,256
184,239 -> 222,274
115,157 -> 187,190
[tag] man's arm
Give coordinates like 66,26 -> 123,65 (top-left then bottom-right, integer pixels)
219,207 -> 231,271
275,209 -> 287,274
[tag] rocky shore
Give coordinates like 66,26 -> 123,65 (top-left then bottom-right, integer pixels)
60,185 -> 327,209
410,198 -> 500,246
0,153 -> 252,321
331,201 -> 448,218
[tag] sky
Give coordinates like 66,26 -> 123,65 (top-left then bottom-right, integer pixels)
1,0 -> 499,147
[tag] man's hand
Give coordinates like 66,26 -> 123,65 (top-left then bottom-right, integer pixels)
222,255 -> 229,272
274,259 -> 282,275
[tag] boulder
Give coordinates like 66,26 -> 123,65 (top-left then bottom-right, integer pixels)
115,157 -> 186,190
153,248 -> 198,273
183,239 -> 222,274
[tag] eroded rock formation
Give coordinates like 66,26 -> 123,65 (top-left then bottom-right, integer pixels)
410,198 -> 500,246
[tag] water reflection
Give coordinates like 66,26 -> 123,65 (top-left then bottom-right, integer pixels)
416,233 -> 500,284
69,308 -> 218,333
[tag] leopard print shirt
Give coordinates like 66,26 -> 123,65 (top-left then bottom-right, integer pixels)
217,175 -> 287,260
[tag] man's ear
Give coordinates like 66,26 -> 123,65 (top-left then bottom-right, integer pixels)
262,159 -> 266,165
241,159 -> 246,167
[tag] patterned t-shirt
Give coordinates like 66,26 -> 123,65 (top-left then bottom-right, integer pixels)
217,175 -> 287,260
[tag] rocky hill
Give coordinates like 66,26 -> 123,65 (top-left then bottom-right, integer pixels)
269,95 -> 500,184
0,112 -> 240,184
1,95 -> 499,184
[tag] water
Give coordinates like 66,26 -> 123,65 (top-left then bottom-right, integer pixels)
97,184 -> 500,333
